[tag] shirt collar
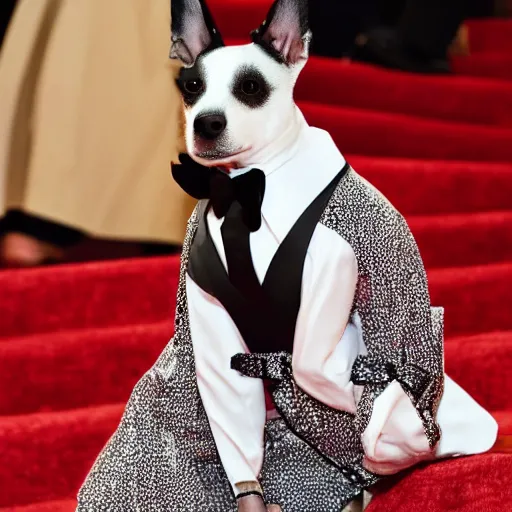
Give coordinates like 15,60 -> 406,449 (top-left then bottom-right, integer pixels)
259,125 -> 346,242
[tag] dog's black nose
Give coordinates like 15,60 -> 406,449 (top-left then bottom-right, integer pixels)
194,114 -> 227,140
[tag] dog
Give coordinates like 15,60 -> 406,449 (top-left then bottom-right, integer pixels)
172,0 -> 311,171
76,1 -> 498,511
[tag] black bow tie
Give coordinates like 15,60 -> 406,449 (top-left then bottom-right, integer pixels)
172,154 -> 266,232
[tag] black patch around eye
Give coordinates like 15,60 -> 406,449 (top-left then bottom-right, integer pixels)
176,63 -> 206,106
231,66 -> 273,108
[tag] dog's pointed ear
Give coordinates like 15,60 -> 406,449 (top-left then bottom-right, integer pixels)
170,0 -> 224,66
251,0 -> 311,66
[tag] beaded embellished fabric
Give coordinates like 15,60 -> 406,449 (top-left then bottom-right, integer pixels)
76,168 -> 444,512
320,169 -> 444,448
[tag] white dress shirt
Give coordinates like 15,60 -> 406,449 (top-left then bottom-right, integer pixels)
186,117 -> 498,493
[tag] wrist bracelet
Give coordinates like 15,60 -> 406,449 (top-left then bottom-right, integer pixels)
236,490 -> 264,500
235,480 -> 264,500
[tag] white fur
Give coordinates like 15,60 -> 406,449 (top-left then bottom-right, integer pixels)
184,43 -> 308,169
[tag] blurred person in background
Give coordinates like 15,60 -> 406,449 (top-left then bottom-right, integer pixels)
0,0 -> 193,267
309,0 -> 497,73
350,0 -> 467,73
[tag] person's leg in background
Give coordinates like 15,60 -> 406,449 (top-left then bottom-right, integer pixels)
0,0 -> 85,266
0,0 -> 192,267
0,210 -> 82,266
0,0 -> 68,266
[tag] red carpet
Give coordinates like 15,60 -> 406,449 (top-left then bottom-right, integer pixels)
296,58 -> 512,127
0,15 -> 511,512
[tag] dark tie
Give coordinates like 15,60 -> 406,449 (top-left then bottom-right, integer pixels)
171,153 -> 265,232
220,201 -> 263,297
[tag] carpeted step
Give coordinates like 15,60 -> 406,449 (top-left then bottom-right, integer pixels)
445,331 -> 512,412
494,410 -> 512,437
0,404 -> 124,508
453,52 -> 512,81
430,262 -> 512,336
0,402 -> 509,509
410,211 -> 512,269
366,453 -> 512,512
209,0 -> 277,39
349,156 -> 512,216
0,257 -> 180,339
1,259 -> 511,339
0,500 -> 77,512
3,451 -> 512,512
0,322 -> 172,416
299,102 -> 512,162
2,454 -> 511,512
466,19 -> 512,54
1,320 -> 510,417
295,58 -> 512,127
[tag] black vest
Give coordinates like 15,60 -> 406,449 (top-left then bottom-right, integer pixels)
187,164 -> 349,354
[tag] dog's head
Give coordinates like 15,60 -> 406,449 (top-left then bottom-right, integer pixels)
171,0 -> 310,168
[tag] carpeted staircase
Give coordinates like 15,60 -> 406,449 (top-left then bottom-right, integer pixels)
1,5 -> 512,511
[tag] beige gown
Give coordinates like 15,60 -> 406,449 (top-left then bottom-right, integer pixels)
0,0 -> 194,245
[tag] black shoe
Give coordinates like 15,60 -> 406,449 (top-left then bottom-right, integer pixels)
350,28 -> 452,74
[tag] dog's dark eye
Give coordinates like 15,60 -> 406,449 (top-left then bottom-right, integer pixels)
184,79 -> 204,94
241,79 -> 260,95
232,67 -> 273,108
